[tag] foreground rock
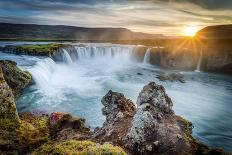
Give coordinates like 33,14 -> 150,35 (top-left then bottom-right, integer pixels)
0,66 -> 19,154
95,82 -> 225,155
94,90 -> 136,145
0,60 -> 32,98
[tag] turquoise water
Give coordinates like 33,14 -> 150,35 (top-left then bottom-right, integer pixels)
0,42 -> 231,151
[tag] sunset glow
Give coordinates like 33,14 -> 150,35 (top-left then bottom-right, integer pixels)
183,26 -> 199,37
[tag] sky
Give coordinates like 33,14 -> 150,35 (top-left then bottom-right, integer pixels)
0,0 -> 231,36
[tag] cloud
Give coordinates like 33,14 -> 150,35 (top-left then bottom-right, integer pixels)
0,0 -> 231,35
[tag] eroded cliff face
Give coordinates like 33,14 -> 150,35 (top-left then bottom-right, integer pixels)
145,39 -> 232,74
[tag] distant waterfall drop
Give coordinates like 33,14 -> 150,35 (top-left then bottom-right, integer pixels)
62,49 -> 73,64
143,48 -> 151,64
196,49 -> 202,72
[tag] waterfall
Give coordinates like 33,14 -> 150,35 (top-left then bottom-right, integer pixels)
196,50 -> 202,72
29,44 -> 139,96
62,49 -> 73,64
29,58 -> 56,95
70,45 -> 136,61
143,48 -> 151,64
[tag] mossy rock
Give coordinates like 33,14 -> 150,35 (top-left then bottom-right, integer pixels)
0,67 -> 19,152
0,60 -> 32,98
17,113 -> 49,153
32,140 -> 127,155
2,43 -> 67,56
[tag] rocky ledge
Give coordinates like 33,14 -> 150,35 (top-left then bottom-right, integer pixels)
0,60 -> 227,154
0,43 -> 69,56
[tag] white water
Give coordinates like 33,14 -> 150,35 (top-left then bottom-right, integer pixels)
143,48 -> 151,64
195,50 -> 202,72
1,43 -> 232,151
62,49 -> 73,64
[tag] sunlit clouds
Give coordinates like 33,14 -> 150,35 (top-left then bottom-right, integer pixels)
0,0 -> 231,36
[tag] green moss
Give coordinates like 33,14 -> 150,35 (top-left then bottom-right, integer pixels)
32,140 -> 127,155
17,113 -> 49,148
0,60 -> 32,98
14,43 -> 65,56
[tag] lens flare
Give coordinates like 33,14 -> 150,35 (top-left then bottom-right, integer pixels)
183,26 -> 198,37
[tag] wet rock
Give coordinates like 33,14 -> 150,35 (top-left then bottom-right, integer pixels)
156,73 -> 186,83
0,60 -> 32,98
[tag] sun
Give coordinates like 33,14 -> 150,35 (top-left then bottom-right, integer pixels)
183,26 -> 198,37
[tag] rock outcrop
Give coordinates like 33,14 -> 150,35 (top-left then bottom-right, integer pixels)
0,61 -> 32,154
48,112 -> 91,141
0,60 -> 32,98
95,82 -> 225,155
126,82 -> 192,154
94,90 -> 136,145
0,44 -> 66,56
0,66 -> 19,153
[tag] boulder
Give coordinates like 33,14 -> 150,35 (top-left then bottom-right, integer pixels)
126,82 -> 192,154
48,112 -> 90,141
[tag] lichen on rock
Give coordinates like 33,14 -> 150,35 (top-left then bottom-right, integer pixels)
31,140 -> 127,155
0,60 -> 32,98
0,66 -> 19,153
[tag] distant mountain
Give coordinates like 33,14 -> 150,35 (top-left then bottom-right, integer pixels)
197,24 -> 232,39
0,23 -> 165,40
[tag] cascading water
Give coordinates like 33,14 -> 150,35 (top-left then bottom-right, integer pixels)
195,49 -> 202,72
3,43 -> 230,151
143,48 -> 151,64
62,48 -> 73,64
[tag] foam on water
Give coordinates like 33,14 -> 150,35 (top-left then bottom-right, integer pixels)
0,43 -> 232,151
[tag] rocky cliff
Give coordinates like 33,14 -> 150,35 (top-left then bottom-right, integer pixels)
0,60 -> 31,154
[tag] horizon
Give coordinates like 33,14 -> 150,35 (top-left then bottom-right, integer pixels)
0,0 -> 231,36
